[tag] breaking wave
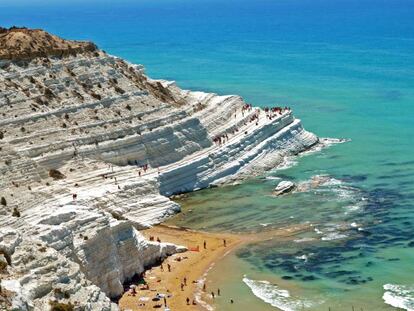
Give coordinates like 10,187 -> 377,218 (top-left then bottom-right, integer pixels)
275,156 -> 298,171
243,276 -> 317,311
300,137 -> 350,156
383,284 -> 414,311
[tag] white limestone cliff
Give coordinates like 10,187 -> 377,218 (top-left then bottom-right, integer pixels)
0,28 -> 318,310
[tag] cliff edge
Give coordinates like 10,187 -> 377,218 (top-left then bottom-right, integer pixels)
0,27 -> 97,60
0,28 -> 318,310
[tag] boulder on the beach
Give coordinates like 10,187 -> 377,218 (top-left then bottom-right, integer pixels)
273,180 -> 295,196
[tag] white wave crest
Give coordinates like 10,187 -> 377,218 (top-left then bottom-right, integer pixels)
294,237 -> 316,243
383,284 -> 414,311
275,156 -> 298,171
300,137 -> 350,155
321,232 -> 348,241
243,276 -> 315,311
266,176 -> 282,180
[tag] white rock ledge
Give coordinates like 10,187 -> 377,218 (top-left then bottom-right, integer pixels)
0,47 -> 318,310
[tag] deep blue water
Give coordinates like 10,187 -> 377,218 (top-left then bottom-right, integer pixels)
2,0 -> 413,309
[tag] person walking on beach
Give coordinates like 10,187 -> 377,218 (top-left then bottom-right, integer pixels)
203,240 -> 207,249
183,277 -> 187,286
186,297 -> 190,305
167,264 -> 171,272
217,288 -> 221,296
160,264 -> 164,272
181,283 -> 184,291
163,297 -> 167,307
203,283 -> 206,291
211,292 -> 215,299
223,239 -> 226,247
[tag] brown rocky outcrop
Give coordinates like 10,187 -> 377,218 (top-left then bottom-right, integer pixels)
0,27 -> 97,60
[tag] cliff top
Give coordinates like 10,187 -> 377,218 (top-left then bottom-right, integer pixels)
0,27 -> 97,60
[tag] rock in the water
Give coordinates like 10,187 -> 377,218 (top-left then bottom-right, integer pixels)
274,181 -> 296,196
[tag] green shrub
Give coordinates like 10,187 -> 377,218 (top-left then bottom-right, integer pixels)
12,207 -> 20,217
49,169 -> 65,180
0,260 -> 7,271
49,301 -> 74,311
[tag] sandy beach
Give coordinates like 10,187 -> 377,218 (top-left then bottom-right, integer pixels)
118,223 -> 311,311
118,225 -> 242,311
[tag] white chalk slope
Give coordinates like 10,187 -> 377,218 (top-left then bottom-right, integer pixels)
0,45 -> 318,310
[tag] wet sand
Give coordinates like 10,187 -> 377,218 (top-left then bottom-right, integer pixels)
118,224 -> 310,311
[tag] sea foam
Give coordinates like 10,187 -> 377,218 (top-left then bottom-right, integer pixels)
242,276 -> 315,311
383,284 -> 414,311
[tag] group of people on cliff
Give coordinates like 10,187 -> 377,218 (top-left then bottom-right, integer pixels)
264,106 -> 291,120
213,105 -> 291,147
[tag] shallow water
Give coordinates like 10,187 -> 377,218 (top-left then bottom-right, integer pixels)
3,0 -> 413,309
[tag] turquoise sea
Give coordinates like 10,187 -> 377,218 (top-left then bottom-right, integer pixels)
2,0 -> 413,309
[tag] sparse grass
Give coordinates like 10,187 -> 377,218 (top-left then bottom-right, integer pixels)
49,169 -> 65,180
12,207 -> 20,217
110,212 -> 123,221
115,86 -> 125,94
44,88 -> 55,99
0,261 -> 7,272
49,301 -> 74,311
90,93 -> 101,100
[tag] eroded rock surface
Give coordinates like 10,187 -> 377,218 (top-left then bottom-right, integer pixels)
274,180 -> 296,196
0,28 -> 318,310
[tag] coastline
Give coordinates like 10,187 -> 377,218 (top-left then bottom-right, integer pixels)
118,225 -> 242,311
118,223 -> 312,311
0,28 -> 319,311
